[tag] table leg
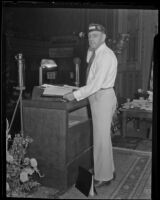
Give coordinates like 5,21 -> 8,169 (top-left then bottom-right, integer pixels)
121,112 -> 127,138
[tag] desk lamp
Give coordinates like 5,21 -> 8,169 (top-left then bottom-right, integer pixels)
39,59 -> 57,85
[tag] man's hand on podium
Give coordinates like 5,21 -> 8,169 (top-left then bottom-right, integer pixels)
63,92 -> 75,101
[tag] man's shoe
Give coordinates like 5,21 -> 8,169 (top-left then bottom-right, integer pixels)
94,172 -> 116,188
94,180 -> 111,188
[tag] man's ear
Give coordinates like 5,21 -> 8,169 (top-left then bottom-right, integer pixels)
102,33 -> 106,42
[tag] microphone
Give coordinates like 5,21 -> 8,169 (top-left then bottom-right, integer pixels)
73,32 -> 87,39
73,57 -> 81,87
73,57 -> 81,65
79,32 -> 87,38
15,53 -> 25,88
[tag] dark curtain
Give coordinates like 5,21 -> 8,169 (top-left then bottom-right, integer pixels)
5,7 -> 115,38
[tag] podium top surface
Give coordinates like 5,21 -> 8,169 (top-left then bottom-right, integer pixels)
23,86 -> 89,111
23,98 -> 89,111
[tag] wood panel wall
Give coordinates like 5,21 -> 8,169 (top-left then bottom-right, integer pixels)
5,35 -> 81,90
115,9 -> 158,101
115,69 -> 142,100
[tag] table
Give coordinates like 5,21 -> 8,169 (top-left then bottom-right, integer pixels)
119,108 -> 152,139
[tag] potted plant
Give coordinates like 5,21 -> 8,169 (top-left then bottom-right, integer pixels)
6,119 -> 44,197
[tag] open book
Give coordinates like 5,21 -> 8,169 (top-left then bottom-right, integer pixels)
42,84 -> 79,97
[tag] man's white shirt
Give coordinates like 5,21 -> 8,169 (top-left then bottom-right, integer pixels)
73,43 -> 117,101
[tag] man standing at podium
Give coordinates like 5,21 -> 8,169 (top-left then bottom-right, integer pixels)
63,23 -> 118,188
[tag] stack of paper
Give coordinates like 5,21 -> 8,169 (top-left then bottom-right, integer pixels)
43,85 -> 79,96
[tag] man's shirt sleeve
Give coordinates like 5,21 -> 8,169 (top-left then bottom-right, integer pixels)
73,54 -> 112,101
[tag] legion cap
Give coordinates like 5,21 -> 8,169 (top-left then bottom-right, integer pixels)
88,23 -> 106,34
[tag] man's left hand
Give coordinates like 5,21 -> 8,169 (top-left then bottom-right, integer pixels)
63,92 -> 75,101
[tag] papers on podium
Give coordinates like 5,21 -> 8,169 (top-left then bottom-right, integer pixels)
42,84 -> 79,97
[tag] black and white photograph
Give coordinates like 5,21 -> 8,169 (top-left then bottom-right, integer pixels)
2,1 -> 158,199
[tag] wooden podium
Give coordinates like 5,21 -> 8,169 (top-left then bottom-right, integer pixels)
22,86 -> 93,191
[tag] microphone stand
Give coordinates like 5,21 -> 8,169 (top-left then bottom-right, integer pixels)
8,53 -> 25,137
73,57 -> 81,87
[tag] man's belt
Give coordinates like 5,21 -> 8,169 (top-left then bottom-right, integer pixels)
101,87 -> 114,90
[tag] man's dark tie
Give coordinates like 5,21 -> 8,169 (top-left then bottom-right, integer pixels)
86,50 -> 96,82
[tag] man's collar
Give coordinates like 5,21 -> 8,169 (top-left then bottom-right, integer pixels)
95,43 -> 106,55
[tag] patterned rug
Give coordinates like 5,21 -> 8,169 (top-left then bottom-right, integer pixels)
25,144 -> 151,199
112,135 -> 152,152
59,147 -> 151,199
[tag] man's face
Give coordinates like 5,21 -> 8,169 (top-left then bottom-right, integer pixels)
88,31 -> 106,50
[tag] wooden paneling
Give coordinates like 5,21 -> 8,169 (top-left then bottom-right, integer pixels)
116,9 -> 157,101
9,36 -> 78,57
115,70 -> 142,100
139,10 -> 158,90
126,10 -> 139,63
23,97 -> 92,190
67,120 -> 92,163
6,36 -> 80,90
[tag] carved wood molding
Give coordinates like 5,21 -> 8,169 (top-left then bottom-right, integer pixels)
49,35 -> 79,46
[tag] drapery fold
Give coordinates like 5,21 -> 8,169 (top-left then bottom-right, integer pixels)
141,10 -> 158,91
